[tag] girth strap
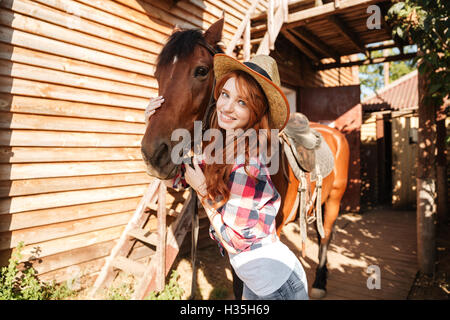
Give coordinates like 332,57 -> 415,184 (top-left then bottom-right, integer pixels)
280,135 -> 326,256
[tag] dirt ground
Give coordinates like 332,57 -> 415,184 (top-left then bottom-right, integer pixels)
72,208 -> 449,300
171,209 -> 449,300
171,224 -> 309,300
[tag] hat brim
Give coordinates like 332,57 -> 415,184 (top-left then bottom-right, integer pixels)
213,53 -> 290,131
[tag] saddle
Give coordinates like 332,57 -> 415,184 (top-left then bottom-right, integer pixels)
279,113 -> 335,254
280,113 -> 334,180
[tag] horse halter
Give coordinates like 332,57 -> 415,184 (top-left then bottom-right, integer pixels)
197,41 -> 219,135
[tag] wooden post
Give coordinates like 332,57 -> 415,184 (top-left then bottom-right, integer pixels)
256,4 -> 286,55
268,0 -> 274,50
376,113 -> 386,204
283,0 -> 289,21
436,102 -> 448,224
416,53 -> 437,275
244,19 -> 251,61
156,181 -> 167,291
383,44 -> 390,86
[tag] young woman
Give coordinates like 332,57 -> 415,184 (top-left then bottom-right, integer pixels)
146,54 -> 308,300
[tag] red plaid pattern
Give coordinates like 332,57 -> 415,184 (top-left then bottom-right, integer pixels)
173,156 -> 280,254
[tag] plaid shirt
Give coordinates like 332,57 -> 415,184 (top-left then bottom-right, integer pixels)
173,156 -> 280,255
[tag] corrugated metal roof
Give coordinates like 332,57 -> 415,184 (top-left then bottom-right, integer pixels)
362,70 -> 418,112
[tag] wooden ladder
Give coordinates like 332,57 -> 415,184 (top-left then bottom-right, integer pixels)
89,179 -> 197,300
226,0 -> 289,60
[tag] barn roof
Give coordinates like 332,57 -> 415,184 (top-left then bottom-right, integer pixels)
362,69 -> 418,112
251,0 -> 416,70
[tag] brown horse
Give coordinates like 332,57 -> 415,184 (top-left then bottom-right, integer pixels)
141,18 -> 350,299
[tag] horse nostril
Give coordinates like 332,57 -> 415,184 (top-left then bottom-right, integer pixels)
141,147 -> 150,162
155,141 -> 169,167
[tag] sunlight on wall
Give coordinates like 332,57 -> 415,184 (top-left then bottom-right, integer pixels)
392,114 -> 418,208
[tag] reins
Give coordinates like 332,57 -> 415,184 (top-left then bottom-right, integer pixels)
197,41 -> 218,135
188,39 -> 217,300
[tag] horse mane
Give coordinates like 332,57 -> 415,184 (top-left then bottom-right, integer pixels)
156,29 -> 223,73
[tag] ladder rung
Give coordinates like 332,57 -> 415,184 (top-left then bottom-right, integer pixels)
128,228 -> 158,246
236,37 -> 263,47
111,256 -> 147,277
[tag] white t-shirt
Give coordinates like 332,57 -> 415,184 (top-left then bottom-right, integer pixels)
229,238 -> 300,296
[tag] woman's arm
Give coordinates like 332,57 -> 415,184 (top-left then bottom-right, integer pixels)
199,196 -> 238,254
183,156 -> 239,254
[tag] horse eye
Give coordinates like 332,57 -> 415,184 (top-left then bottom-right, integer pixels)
194,66 -> 209,78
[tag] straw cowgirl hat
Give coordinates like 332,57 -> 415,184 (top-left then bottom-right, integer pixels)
213,54 -> 290,131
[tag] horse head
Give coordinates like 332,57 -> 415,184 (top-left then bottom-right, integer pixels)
141,19 -> 224,179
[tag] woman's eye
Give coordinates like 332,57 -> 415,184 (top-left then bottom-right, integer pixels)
194,66 -> 209,77
221,91 -> 229,98
238,100 -> 246,106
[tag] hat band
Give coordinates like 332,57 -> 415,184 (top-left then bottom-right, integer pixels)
243,62 -> 272,81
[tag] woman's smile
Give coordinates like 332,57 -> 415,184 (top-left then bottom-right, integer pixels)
216,77 -> 250,130
219,111 -> 236,122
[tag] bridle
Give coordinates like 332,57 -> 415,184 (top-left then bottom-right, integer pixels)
186,39 -> 219,300
197,41 -> 219,135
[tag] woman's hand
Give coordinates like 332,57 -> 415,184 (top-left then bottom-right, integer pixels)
184,155 -> 207,198
145,96 -> 164,126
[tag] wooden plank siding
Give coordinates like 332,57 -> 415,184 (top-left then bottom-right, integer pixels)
0,0 -> 271,286
0,0 -> 358,289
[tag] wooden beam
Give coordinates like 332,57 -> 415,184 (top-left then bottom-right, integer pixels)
315,51 -> 417,70
287,27 -> 340,62
366,41 -> 396,52
328,15 -> 367,55
287,0 -> 380,25
281,30 -> 319,62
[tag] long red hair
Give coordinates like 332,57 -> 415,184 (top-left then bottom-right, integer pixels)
203,70 -> 273,209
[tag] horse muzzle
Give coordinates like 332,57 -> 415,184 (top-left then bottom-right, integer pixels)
141,140 -> 179,180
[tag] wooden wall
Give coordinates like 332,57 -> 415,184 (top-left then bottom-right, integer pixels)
0,0 -> 359,289
361,111 -> 421,210
274,37 -> 358,89
360,113 -> 378,209
391,113 -> 418,208
0,0 -> 275,287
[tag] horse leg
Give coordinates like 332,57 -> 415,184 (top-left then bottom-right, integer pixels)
310,195 -> 341,299
231,267 -> 243,300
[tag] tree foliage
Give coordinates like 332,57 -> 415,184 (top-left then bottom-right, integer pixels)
359,47 -> 417,99
387,0 -> 449,108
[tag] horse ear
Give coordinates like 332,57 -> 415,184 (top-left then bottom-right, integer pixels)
203,17 -> 224,46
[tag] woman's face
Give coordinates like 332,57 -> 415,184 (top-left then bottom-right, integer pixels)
216,77 -> 251,131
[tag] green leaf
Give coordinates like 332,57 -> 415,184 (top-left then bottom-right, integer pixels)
428,83 -> 441,94
389,2 -> 406,15
396,26 -> 405,39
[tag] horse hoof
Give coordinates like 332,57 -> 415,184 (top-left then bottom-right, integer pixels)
310,287 -> 327,299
